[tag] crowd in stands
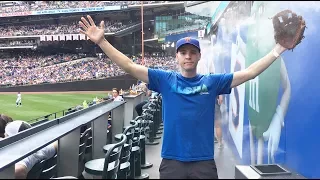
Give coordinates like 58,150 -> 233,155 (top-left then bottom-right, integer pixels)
0,1 -> 173,14
0,20 -> 128,37
0,39 -> 36,47
0,57 -> 125,86
124,1 -> 169,5
0,53 -> 81,68
0,54 -> 177,87
138,56 -> 178,71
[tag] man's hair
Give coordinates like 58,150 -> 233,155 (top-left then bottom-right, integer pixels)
112,88 -> 119,94
0,114 -> 13,137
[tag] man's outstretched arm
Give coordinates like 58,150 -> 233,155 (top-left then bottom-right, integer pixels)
98,39 -> 149,83
79,15 -> 149,83
231,44 -> 286,88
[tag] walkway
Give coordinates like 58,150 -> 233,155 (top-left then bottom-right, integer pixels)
142,138 -> 238,179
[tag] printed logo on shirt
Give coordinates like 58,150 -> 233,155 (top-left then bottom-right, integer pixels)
172,84 -> 209,95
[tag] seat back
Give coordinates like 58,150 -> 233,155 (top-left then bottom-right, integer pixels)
102,134 -> 127,179
26,158 -> 46,179
84,128 -> 93,163
120,139 -> 132,163
119,122 -> 136,164
142,110 -> 153,129
124,121 -> 137,143
39,154 -> 58,179
132,116 -> 143,146
80,125 -> 88,134
79,127 -> 91,163
27,153 -> 58,179
142,108 -> 153,126
85,128 -> 93,153
148,101 -> 157,110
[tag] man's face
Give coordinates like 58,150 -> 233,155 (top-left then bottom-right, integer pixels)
176,44 -> 201,72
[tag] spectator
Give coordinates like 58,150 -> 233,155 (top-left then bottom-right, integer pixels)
135,83 -> 152,116
112,88 -> 124,101
4,120 -> 58,179
0,114 -> 13,139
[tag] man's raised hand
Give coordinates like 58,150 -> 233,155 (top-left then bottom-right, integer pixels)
79,15 -> 105,45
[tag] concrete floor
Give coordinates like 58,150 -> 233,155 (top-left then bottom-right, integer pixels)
141,137 -> 238,179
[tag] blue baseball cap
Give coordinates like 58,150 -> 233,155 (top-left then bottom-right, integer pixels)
176,37 -> 201,52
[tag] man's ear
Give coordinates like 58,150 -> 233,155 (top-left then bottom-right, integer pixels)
198,52 -> 202,62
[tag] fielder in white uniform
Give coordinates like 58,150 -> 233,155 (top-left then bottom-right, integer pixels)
16,92 -> 22,107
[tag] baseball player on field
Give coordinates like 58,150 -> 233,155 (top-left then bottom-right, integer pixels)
16,92 -> 22,107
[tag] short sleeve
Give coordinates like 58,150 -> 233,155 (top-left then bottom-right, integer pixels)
40,143 -> 57,160
147,68 -> 172,93
16,143 -> 57,172
213,73 -> 234,95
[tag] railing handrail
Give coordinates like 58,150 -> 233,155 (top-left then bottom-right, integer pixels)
28,99 -> 98,124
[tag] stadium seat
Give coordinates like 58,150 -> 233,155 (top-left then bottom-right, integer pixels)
84,129 -> 93,163
151,96 -> 163,138
104,121 -> 137,179
84,134 -> 126,179
27,154 -> 58,179
145,102 -> 160,145
139,111 -> 153,169
78,127 -> 91,177
52,176 -> 78,179
114,116 -> 149,179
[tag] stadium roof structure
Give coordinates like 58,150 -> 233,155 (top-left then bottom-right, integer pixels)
128,1 -> 184,12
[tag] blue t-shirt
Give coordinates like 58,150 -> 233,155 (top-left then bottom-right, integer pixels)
147,68 -> 233,161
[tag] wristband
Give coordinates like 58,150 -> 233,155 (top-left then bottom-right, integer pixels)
272,49 -> 280,58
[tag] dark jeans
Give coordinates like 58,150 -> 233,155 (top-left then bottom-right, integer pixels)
159,158 -> 218,179
135,101 -> 148,116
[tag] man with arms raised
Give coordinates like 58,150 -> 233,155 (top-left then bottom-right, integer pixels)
79,14 -> 298,179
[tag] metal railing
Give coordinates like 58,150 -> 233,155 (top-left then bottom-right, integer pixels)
28,99 -> 111,126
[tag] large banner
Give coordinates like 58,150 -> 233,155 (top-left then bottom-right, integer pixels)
0,11 -> 32,17
32,6 -> 121,16
0,6 -> 121,17
207,1 -> 320,178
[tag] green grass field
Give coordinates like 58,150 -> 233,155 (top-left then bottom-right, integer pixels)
0,92 -> 108,123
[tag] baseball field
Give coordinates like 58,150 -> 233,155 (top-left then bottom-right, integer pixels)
0,91 -> 109,123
